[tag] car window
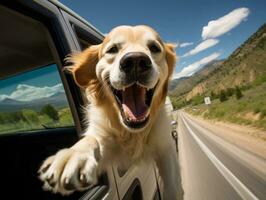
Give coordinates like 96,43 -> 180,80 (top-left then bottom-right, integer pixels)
0,5 -> 74,134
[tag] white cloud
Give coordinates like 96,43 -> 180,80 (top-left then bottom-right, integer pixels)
202,7 -> 250,39
0,95 -> 8,101
179,42 -> 194,48
0,83 -> 64,102
182,39 -> 219,57
172,52 -> 221,79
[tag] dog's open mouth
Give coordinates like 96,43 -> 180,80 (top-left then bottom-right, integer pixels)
110,84 -> 156,129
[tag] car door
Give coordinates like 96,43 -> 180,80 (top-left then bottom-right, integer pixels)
112,162 -> 159,200
0,1 -> 107,200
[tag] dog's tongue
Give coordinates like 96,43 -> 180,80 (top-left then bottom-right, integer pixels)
122,85 -> 148,121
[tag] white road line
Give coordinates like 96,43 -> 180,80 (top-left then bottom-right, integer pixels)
183,114 -> 266,179
181,114 -> 259,200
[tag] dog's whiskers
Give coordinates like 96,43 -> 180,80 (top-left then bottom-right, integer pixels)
98,75 -> 110,96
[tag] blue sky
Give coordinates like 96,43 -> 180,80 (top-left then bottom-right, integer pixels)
61,0 -> 266,79
0,64 -> 64,101
1,0 -> 266,100
0,64 -> 60,93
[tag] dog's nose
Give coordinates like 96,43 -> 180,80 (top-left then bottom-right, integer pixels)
120,52 -> 152,75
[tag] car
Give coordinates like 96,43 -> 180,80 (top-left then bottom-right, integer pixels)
0,1 -> 161,199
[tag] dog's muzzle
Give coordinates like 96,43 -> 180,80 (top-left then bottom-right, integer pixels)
109,52 -> 157,130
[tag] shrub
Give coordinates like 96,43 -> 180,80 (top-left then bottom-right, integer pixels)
191,95 -> 204,106
210,91 -> 217,99
41,104 -> 59,121
225,88 -> 235,97
219,90 -> 228,102
253,75 -> 266,86
260,109 -> 266,119
235,86 -> 243,99
253,107 -> 260,114
214,110 -> 225,118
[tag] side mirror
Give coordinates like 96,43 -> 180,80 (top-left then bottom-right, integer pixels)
171,120 -> 177,126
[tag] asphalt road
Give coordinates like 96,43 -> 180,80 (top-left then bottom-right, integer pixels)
176,111 -> 266,200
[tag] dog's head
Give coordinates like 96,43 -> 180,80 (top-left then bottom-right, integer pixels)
69,25 -> 176,132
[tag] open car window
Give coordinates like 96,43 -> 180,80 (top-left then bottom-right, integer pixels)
0,64 -> 74,134
0,5 -> 74,134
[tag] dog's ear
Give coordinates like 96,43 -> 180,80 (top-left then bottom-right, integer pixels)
67,45 -> 101,93
164,43 -> 177,78
160,43 -> 177,99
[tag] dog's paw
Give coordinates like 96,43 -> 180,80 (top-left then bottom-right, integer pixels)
38,148 -> 99,195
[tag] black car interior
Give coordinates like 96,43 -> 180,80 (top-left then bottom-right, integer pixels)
0,3 -> 94,200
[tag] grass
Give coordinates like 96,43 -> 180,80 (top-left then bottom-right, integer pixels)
0,107 -> 74,134
184,81 -> 266,131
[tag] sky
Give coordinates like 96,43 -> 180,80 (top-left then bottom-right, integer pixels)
1,0 -> 266,101
60,0 -> 266,79
0,64 -> 64,101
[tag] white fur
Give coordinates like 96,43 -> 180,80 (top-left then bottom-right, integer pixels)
39,25 -> 183,200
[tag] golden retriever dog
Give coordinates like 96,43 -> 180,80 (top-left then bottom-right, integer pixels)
38,25 -> 183,199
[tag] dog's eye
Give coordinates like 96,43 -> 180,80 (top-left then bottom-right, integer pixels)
148,43 -> 161,53
106,46 -> 118,54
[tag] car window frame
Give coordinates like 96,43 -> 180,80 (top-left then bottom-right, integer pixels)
59,7 -> 119,200
58,8 -> 104,131
1,0 -> 84,134
59,8 -> 104,50
60,10 -> 104,111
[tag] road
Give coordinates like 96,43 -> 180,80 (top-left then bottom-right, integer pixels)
176,111 -> 266,200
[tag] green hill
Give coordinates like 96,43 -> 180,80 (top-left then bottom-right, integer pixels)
185,23 -> 266,100
170,23 -> 266,130
169,60 -> 223,96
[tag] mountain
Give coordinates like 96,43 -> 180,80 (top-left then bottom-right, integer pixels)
169,76 -> 189,91
0,92 -> 68,112
0,97 -> 24,105
170,23 -> 266,101
169,60 -> 224,96
186,23 -> 266,100
34,92 -> 68,108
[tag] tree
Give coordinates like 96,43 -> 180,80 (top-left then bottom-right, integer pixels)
41,104 -> 59,121
235,86 -> 243,99
219,90 -> 228,102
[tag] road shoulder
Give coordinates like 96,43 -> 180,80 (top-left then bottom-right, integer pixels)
183,112 -> 266,160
